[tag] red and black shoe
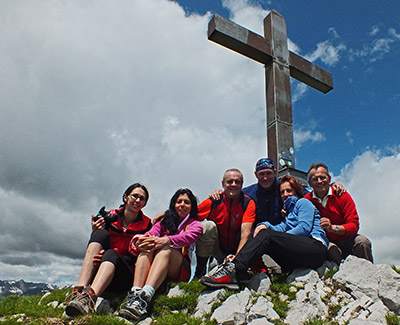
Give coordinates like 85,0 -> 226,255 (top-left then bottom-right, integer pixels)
200,260 -> 239,290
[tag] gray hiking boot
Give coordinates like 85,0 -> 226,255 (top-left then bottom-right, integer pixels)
118,289 -> 151,321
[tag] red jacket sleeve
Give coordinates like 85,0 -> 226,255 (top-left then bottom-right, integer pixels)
197,198 -> 212,221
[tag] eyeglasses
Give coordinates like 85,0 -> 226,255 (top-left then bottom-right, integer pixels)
309,175 -> 328,182
129,193 -> 146,202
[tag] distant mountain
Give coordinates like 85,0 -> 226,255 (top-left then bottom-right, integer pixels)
0,279 -> 57,301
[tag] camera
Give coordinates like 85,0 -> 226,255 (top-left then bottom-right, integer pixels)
93,206 -> 118,225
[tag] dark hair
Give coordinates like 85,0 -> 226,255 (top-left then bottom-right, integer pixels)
123,183 -> 149,206
162,188 -> 198,235
307,162 -> 329,180
279,175 -> 304,200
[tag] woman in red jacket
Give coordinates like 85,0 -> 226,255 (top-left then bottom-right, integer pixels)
65,183 -> 152,317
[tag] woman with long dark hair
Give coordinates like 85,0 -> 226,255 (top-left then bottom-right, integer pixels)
201,175 -> 328,289
118,188 -> 202,321
65,183 -> 152,317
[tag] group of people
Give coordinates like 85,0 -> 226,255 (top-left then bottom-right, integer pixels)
64,159 -> 373,321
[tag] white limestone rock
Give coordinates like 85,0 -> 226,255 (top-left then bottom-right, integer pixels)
211,287 -> 252,325
248,272 -> 271,294
247,296 -> 280,322
194,288 -> 226,318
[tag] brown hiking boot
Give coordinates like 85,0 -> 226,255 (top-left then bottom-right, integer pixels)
66,286 -> 97,317
64,286 -> 84,305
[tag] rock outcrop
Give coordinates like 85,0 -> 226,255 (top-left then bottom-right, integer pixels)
189,256 -> 400,324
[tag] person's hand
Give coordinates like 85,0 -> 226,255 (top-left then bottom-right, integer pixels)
136,234 -> 156,253
91,215 -> 105,232
93,249 -> 104,266
152,212 -> 165,225
332,182 -> 346,196
281,209 -> 287,218
253,224 -> 267,237
320,217 -> 332,231
209,189 -> 223,201
153,236 -> 171,250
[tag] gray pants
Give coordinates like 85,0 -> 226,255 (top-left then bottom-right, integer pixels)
196,220 -> 227,264
328,234 -> 373,264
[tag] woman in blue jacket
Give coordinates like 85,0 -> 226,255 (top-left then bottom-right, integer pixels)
201,175 -> 328,289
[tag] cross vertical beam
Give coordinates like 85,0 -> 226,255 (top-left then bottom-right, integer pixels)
264,11 -> 294,172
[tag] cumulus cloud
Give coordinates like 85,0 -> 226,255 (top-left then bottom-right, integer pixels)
333,149 -> 400,265
305,40 -> 346,66
349,26 -> 400,62
294,128 -> 326,149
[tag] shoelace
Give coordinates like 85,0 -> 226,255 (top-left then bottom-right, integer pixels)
212,262 -> 234,277
65,290 -> 81,304
75,291 -> 96,310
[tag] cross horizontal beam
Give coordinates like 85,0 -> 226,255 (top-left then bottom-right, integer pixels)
208,14 -> 333,93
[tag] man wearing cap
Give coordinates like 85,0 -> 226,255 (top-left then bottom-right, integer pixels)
242,158 -> 283,226
305,162 -> 373,264
194,168 -> 256,277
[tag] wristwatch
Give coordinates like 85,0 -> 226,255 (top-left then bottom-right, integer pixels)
334,225 -> 339,233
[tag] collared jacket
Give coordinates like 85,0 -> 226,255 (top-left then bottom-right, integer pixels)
129,214 -> 203,257
259,195 -> 329,247
197,192 -> 256,254
305,187 -> 359,242
107,207 -> 152,256
242,180 -> 282,226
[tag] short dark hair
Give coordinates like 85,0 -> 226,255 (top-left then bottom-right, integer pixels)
223,168 -> 243,182
307,162 -> 329,180
279,175 -> 304,199
123,183 -> 149,205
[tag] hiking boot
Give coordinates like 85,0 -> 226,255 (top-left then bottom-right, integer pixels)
64,286 -> 84,305
118,289 -> 150,321
200,260 -> 239,290
65,286 -> 97,317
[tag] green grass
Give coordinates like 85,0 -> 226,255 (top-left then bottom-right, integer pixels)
391,265 -> 400,274
323,266 -> 338,279
0,294 -> 64,318
386,312 -> 400,325
154,311 -> 214,325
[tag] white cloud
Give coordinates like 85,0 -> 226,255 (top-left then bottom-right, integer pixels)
348,26 -> 400,62
305,40 -> 346,66
370,25 -> 380,36
294,128 -> 326,149
222,0 -> 270,35
389,27 -> 400,39
333,149 -> 400,265
346,131 -> 354,145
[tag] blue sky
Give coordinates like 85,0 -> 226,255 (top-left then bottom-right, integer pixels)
0,0 -> 399,285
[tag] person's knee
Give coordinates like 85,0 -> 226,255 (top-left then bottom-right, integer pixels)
353,234 -> 373,262
201,221 -> 218,239
354,234 -> 372,248
102,249 -> 120,265
327,243 -> 342,265
89,229 -> 110,248
196,221 -> 218,258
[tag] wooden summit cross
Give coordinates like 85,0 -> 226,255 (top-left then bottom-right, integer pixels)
208,10 -> 333,181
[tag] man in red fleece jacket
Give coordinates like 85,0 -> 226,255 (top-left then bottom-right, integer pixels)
305,162 -> 373,264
